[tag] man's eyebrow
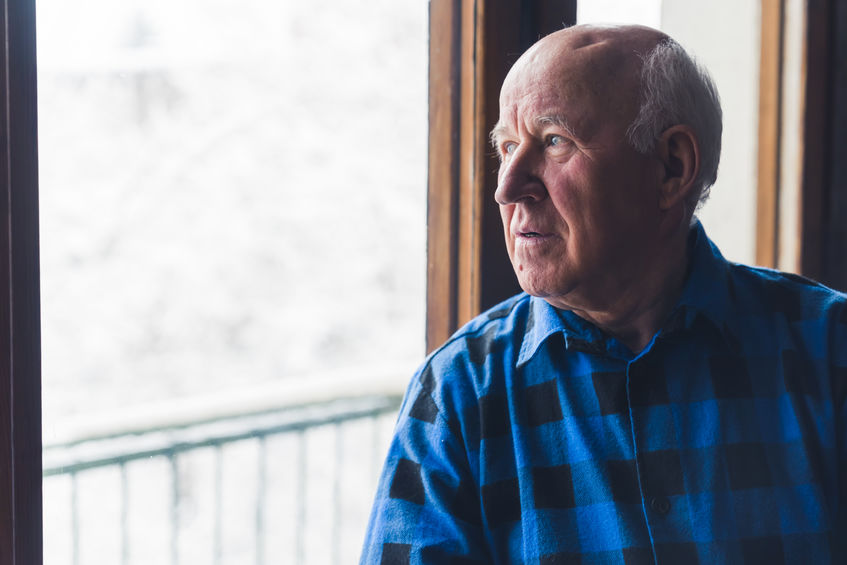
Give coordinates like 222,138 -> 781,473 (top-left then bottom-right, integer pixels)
489,122 -> 509,148
489,116 -> 579,148
536,115 -> 578,137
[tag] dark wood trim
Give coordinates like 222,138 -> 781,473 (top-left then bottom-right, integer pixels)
823,0 -> 847,290
797,0 -> 832,281
756,0 -> 847,287
455,0 -> 481,327
426,0 -> 576,352
426,0 -> 462,351
0,0 -> 43,561
756,0 -> 784,268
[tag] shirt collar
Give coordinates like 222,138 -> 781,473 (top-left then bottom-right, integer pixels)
517,294 -> 638,366
517,297 -> 570,367
672,219 -> 733,333
516,220 -> 733,367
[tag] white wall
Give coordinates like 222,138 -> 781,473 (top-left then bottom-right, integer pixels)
578,0 -> 661,27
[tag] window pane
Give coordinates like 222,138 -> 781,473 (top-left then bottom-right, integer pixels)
38,0 -> 427,563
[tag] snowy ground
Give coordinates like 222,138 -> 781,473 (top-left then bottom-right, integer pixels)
37,0 -> 428,562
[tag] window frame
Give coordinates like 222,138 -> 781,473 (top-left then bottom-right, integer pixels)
755,0 -> 783,268
756,0 -> 845,289
0,0 -> 44,562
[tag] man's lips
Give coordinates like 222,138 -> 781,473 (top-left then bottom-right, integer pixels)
514,230 -> 556,241
514,224 -> 554,236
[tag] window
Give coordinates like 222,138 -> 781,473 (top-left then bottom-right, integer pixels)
37,0 -> 427,562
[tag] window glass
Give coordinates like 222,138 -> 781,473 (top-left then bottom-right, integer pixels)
38,0 -> 427,562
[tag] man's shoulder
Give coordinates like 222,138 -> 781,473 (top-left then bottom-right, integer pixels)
400,293 -> 534,423
726,262 -> 847,320
428,292 -> 533,364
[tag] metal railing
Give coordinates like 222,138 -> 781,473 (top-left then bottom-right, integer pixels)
43,395 -> 402,565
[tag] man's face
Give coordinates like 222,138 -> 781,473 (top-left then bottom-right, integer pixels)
491,28 -> 664,311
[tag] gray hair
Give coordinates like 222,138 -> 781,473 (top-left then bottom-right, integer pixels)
626,38 -> 723,215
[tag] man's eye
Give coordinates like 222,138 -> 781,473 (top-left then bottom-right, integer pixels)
503,142 -> 517,156
548,135 -> 568,147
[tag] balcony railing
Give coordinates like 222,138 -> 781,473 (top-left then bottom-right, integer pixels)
43,393 -> 403,565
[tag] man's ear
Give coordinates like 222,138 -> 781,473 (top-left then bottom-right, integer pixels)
656,125 -> 700,211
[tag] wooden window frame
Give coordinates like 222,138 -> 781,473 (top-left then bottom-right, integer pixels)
0,0 -> 44,562
426,0 -> 577,351
755,0 -> 784,269
757,0 -> 845,289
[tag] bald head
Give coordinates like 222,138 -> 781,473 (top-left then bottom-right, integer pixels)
511,24 -> 668,78
549,23 -> 668,53
499,25 -> 668,137
494,24 -> 722,213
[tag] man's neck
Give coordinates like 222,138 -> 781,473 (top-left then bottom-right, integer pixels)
557,231 -> 691,355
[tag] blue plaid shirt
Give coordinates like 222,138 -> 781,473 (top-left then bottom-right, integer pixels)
362,223 -> 847,564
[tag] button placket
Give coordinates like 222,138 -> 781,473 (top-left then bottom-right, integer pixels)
627,354 -> 684,545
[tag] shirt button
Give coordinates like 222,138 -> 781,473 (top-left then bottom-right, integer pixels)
650,496 -> 671,515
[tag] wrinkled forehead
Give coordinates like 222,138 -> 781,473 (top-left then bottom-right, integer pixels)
498,27 -> 654,134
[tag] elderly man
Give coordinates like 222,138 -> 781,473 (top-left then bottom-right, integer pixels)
361,24 -> 846,564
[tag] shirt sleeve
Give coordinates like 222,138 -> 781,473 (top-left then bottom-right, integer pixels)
360,361 -> 489,564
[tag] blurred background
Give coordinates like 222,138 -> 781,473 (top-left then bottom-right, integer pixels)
39,0 -> 427,563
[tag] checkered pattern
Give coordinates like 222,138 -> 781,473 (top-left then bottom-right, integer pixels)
361,223 -> 847,564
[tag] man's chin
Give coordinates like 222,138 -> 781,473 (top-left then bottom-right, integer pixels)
517,278 -> 562,300
516,272 -> 581,305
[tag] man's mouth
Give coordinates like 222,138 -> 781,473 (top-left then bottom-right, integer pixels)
516,230 -> 554,242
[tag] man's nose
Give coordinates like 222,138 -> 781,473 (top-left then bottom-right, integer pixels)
493,146 -> 546,205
